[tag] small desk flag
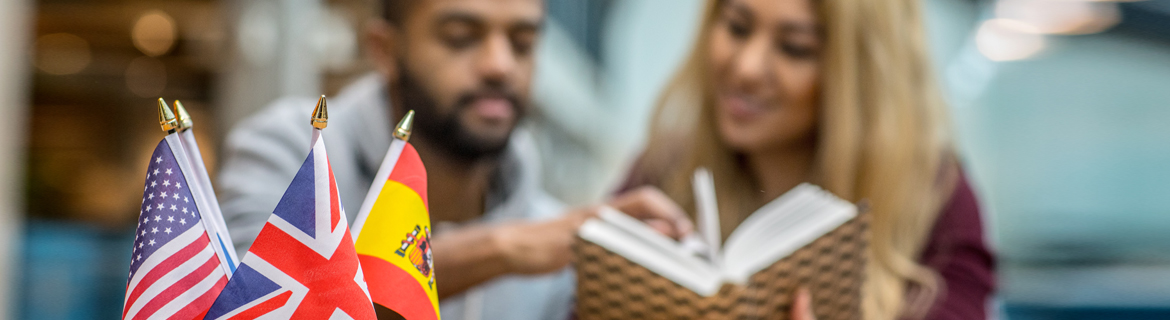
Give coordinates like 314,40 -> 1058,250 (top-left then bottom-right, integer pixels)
122,101 -> 231,320
351,110 -> 440,320
202,96 -> 376,319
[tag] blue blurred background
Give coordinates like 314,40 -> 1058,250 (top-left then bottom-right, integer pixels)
2,0 -> 1170,319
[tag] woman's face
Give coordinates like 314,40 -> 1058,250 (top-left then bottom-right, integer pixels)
707,0 -> 822,154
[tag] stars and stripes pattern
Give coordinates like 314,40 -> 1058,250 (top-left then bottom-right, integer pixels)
203,130 -> 376,320
123,137 -> 228,320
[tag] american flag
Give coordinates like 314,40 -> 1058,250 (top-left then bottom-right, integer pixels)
123,136 -> 228,320
203,130 -> 376,319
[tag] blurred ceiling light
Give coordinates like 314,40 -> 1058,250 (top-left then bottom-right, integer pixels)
996,0 -> 1121,35
976,18 -> 1047,61
125,56 -> 167,97
132,10 -> 178,57
33,33 -> 91,75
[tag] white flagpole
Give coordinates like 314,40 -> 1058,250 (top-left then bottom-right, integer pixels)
350,110 -> 415,240
177,130 -> 239,271
173,101 -> 239,273
162,99 -> 237,277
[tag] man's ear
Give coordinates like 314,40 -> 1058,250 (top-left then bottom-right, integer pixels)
365,19 -> 400,82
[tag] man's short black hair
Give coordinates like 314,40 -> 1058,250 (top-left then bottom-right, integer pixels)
381,0 -> 416,26
382,0 -> 548,26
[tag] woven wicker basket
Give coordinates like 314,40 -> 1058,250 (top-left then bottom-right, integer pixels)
573,213 -> 869,320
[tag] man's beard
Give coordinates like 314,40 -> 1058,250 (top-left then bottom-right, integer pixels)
395,62 -> 525,163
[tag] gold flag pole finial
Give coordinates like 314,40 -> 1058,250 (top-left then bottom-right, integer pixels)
394,110 -> 415,141
311,95 -> 328,129
158,98 -> 178,132
173,100 -> 193,131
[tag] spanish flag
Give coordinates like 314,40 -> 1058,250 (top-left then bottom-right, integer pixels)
350,111 -> 440,320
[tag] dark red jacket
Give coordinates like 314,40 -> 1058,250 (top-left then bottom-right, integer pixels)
919,172 -> 996,320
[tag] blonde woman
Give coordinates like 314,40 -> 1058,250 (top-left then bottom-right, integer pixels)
608,0 -> 995,319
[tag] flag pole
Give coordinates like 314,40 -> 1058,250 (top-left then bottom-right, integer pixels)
158,98 -> 177,133
350,110 -> 415,239
173,100 -> 193,131
309,95 -> 329,153
312,95 -> 328,130
393,110 -> 414,142
171,99 -> 240,274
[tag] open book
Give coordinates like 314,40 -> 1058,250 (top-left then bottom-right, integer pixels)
574,169 -> 866,319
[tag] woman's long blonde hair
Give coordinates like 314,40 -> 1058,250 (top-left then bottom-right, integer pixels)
634,0 -> 957,319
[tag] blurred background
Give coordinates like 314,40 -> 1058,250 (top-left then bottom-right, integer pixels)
1,0 -> 1169,319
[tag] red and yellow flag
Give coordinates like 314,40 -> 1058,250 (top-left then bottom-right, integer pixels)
351,112 -> 439,320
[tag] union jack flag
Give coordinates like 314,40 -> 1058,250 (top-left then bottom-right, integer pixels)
123,135 -> 229,320
203,130 -> 375,319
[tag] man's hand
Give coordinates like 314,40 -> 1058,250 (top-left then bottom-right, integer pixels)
432,194 -> 691,298
432,207 -> 597,298
492,207 -> 596,275
608,186 -> 695,240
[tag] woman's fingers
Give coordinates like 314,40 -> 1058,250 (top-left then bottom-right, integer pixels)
609,186 -> 695,239
643,219 -> 676,237
791,287 -> 816,320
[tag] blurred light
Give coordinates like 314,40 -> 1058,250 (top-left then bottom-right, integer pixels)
996,0 -> 1121,35
976,19 -> 1047,61
125,57 -> 167,97
33,33 -> 91,75
238,4 -> 278,67
132,10 -> 177,57
312,8 -> 357,72
74,163 -> 135,221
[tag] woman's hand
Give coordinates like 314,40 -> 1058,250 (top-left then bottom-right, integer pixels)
608,186 -> 695,240
792,287 -> 817,320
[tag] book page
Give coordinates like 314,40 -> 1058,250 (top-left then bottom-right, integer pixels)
721,184 -> 818,252
693,168 -> 721,264
724,189 -> 824,258
578,207 -> 725,296
720,184 -> 857,284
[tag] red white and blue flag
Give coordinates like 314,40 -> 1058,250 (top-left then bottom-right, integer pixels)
122,135 -> 230,320
203,130 -> 376,319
